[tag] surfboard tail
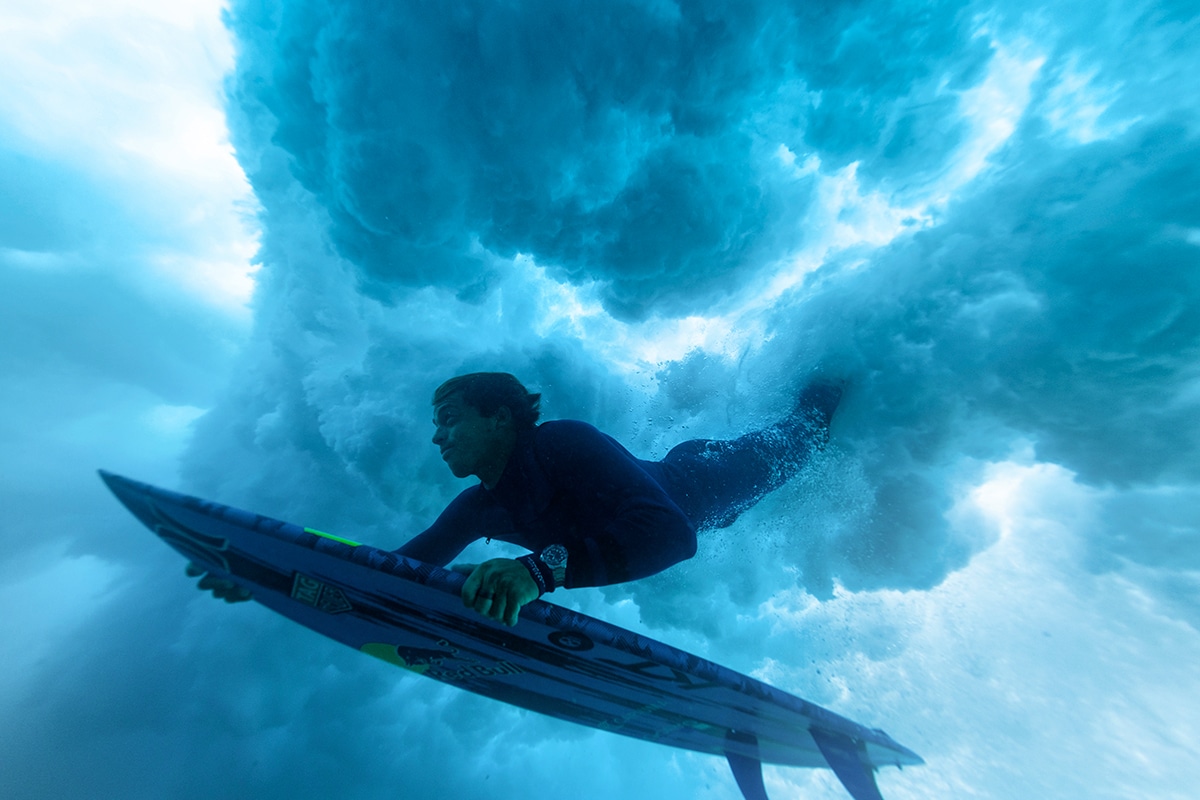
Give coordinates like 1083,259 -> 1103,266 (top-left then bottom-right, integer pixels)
724,728 -> 888,800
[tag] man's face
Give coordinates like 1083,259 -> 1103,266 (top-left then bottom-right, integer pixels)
431,394 -> 508,480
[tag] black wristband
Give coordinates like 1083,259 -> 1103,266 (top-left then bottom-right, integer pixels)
517,554 -> 550,596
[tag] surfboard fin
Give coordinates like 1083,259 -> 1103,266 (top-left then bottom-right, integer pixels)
811,727 -> 886,800
725,730 -> 770,800
725,727 -> 887,800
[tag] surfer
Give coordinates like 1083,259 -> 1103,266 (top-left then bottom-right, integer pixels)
192,371 -> 842,621
403,372 -> 842,626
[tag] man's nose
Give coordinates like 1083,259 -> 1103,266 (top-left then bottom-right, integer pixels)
432,427 -> 446,445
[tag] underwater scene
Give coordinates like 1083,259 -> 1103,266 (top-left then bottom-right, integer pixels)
2,1 -> 1197,799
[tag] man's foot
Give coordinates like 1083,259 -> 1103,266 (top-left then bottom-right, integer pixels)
785,370 -> 847,453
791,371 -> 846,425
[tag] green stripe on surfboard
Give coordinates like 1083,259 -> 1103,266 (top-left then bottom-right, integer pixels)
304,527 -> 361,547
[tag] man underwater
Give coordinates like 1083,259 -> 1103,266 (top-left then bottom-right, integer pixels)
196,371 -> 842,625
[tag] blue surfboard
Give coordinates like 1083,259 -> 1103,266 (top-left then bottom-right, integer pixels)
100,471 -> 922,800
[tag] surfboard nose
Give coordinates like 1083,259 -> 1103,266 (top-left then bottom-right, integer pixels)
98,470 -> 172,532
98,469 -> 137,496
99,469 -> 137,505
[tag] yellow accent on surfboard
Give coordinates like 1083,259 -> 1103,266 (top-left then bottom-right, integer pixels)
360,643 -> 430,674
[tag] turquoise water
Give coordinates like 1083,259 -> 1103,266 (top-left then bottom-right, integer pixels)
1,1 -> 1197,798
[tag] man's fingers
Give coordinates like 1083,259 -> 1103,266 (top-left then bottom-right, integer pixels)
197,574 -> 221,591
471,576 -> 508,622
489,593 -> 509,624
473,593 -> 494,615
461,564 -> 484,606
188,565 -> 251,603
461,559 -> 536,625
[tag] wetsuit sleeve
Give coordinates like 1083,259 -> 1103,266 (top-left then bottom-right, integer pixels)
393,487 -> 491,566
535,421 -> 697,588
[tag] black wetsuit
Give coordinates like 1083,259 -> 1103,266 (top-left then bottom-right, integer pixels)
395,410 -> 828,589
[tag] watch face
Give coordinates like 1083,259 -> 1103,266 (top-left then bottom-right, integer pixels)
542,544 -> 568,567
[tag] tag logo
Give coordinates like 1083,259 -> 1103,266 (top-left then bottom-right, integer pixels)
290,573 -> 353,614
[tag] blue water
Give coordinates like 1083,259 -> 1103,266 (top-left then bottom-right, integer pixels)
1,1 -> 1197,798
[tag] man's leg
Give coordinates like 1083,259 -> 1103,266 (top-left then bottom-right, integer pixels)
660,378 -> 844,530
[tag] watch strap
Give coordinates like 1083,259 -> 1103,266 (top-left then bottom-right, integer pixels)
516,554 -> 550,596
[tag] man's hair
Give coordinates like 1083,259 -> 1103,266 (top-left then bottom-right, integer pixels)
433,372 -> 542,430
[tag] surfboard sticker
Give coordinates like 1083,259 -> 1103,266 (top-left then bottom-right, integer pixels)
100,470 -> 922,800
290,573 -> 353,614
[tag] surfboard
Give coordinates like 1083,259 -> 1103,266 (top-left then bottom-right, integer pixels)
100,470 -> 922,800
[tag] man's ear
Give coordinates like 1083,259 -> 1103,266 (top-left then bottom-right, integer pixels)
492,405 -> 513,427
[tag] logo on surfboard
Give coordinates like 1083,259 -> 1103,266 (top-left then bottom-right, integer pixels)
290,573 -> 353,614
148,503 -> 232,574
360,639 -> 524,681
548,630 -> 594,651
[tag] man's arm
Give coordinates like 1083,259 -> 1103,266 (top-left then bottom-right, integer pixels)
397,487 -> 536,627
393,486 -> 494,565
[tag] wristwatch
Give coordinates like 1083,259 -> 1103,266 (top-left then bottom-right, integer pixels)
540,544 -> 568,589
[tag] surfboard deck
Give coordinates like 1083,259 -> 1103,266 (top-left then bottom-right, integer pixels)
100,470 -> 921,800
